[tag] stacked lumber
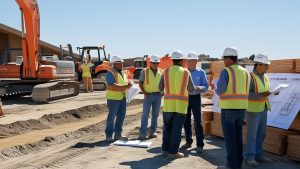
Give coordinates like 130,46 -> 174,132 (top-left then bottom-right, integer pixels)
296,59 -> 300,73
210,61 -> 225,78
210,112 -> 223,137
201,106 -> 214,135
263,127 -> 299,155
290,112 -> 300,131
287,135 -> 300,161
268,59 -> 297,73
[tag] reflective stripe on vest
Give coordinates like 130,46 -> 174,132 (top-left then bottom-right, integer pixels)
219,65 -> 250,109
163,66 -> 189,114
106,70 -> 128,100
248,72 -> 271,112
144,68 -> 162,93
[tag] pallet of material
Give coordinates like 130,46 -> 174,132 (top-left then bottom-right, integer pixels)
263,127 -> 299,155
202,109 -> 213,122
210,120 -> 223,138
296,59 -> 300,73
287,135 -> 300,161
203,121 -> 211,135
268,59 -> 298,73
290,112 -> 300,131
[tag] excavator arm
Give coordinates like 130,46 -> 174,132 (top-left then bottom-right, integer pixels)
15,0 -> 40,79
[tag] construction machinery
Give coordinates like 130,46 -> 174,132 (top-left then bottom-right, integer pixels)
0,0 -> 79,102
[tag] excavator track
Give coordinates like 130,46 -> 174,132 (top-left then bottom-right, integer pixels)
32,81 -> 80,103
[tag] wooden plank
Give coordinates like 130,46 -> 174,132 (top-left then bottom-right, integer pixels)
296,59 -> 300,73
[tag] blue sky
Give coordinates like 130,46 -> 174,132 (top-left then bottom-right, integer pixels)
1,0 -> 300,59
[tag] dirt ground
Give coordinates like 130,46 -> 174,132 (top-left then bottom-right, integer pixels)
0,91 -> 299,169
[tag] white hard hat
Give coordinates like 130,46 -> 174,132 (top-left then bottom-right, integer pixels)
171,50 -> 186,60
254,54 -> 271,65
187,52 -> 198,60
111,55 -> 124,63
223,47 -> 238,57
150,55 -> 160,63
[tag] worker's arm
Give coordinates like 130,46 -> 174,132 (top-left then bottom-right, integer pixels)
187,73 -> 197,92
199,69 -> 209,93
138,70 -> 148,96
215,69 -> 229,95
105,72 -> 131,92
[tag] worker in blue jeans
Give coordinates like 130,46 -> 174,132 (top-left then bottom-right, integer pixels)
216,47 -> 250,169
181,52 -> 208,153
245,54 -> 275,167
138,55 -> 163,140
105,55 -> 132,142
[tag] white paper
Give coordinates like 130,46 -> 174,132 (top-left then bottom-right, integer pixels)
211,78 -> 221,113
267,73 -> 300,129
270,84 -> 289,94
126,84 -> 141,103
113,140 -> 152,148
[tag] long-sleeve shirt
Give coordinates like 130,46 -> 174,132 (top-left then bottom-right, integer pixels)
188,68 -> 209,95
215,69 -> 229,96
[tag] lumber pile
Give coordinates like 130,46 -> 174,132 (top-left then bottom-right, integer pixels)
296,59 -> 300,73
201,106 -> 213,135
290,113 -> 300,131
210,112 -> 223,138
287,135 -> 300,161
263,127 -> 299,155
268,59 -> 298,73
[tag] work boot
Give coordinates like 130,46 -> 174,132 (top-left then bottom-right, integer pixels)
149,132 -> 158,138
180,142 -> 192,149
162,151 -> 168,157
245,160 -> 259,167
106,137 -> 114,142
138,134 -> 147,140
114,133 -> 128,141
256,157 -> 273,163
196,146 -> 204,153
167,152 -> 184,159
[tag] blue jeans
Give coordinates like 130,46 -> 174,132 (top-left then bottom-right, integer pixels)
139,93 -> 162,136
221,109 -> 245,169
184,94 -> 204,147
105,98 -> 127,138
162,112 -> 186,154
246,108 -> 267,160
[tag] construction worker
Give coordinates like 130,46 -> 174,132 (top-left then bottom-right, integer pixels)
159,50 -> 201,159
81,54 -> 94,92
138,55 -> 163,140
181,52 -> 208,153
216,47 -> 250,169
245,54 -> 274,167
105,55 -> 132,142
0,98 -> 4,118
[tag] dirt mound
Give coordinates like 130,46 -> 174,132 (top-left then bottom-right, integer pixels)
0,99 -> 143,138
0,113 -> 142,161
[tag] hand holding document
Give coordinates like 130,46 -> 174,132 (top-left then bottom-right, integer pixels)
270,84 -> 289,94
126,84 -> 141,103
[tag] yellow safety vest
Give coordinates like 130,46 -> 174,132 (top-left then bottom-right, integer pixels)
143,68 -> 163,93
163,65 -> 189,114
81,63 -> 93,77
106,70 -> 128,100
219,65 -> 250,109
248,72 -> 271,112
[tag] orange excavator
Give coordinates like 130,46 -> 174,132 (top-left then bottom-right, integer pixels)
0,0 -> 79,102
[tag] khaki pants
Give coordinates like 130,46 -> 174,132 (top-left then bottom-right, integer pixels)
83,77 -> 93,92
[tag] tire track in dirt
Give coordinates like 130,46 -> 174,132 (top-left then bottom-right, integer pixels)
0,105 -> 144,169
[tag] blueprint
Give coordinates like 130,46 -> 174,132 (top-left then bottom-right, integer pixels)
267,73 -> 300,129
212,73 -> 300,129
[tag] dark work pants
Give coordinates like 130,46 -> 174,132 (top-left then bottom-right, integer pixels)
183,94 -> 204,147
162,112 -> 186,154
221,109 -> 245,169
